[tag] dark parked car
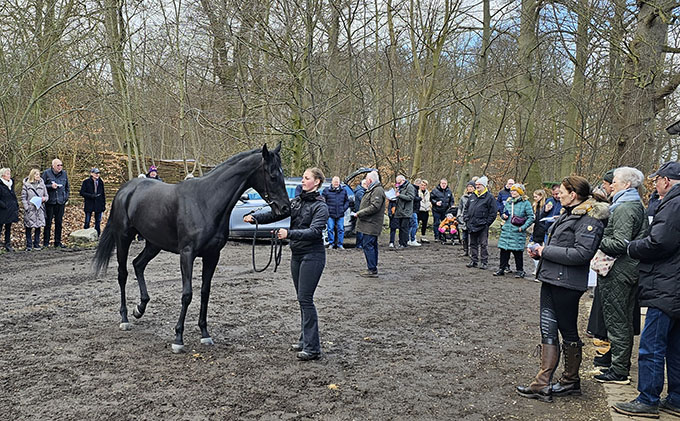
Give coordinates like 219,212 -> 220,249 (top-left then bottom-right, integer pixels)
228,168 -> 377,239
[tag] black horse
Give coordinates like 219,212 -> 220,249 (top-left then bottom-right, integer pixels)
93,144 -> 290,353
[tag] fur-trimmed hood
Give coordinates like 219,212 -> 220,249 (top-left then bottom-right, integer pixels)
560,198 -> 609,221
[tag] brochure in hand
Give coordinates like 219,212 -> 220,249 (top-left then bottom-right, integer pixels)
30,196 -> 42,208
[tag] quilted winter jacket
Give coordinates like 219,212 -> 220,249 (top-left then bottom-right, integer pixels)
322,186 -> 349,219
21,178 -> 48,228
498,197 -> 535,251
537,198 -> 608,291
598,200 -> 648,289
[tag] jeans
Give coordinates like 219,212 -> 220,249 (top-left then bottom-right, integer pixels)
636,308 -> 680,407
291,252 -> 326,354
44,203 -> 65,246
469,226 -> 489,264
432,210 -> 445,240
25,227 -> 41,247
409,213 -> 418,241
84,211 -> 103,235
362,234 -> 378,272
326,217 -> 344,247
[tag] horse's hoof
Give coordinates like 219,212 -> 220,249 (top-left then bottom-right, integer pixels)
119,322 -> 132,331
200,337 -> 214,346
133,305 -> 143,319
171,343 -> 185,353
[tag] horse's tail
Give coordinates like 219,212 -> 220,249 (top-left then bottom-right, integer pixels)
93,200 -> 119,276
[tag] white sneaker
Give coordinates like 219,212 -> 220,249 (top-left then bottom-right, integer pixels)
420,237 -> 430,243
408,240 -> 421,247
389,243 -> 395,248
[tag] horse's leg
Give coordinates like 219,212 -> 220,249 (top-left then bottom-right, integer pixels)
132,243 -> 162,319
117,237 -> 134,330
198,254 -> 219,345
172,249 -> 195,353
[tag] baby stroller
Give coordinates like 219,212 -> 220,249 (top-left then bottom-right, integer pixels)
438,208 -> 460,245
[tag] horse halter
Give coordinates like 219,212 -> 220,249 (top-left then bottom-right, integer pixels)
260,158 -> 272,205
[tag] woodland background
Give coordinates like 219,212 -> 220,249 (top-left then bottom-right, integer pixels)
2,0 -> 680,194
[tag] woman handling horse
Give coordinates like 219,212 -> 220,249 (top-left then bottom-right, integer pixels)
244,167 -> 328,361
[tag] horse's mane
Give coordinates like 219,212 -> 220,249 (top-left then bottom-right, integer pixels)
202,147 -> 261,180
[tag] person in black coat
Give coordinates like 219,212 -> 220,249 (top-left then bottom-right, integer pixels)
613,162 -> 680,418
321,176 -> 349,249
517,176 -> 607,403
244,167 -> 329,361
79,168 -> 106,235
464,176 -> 496,269
42,158 -> 70,248
430,179 -> 454,241
0,168 -> 19,251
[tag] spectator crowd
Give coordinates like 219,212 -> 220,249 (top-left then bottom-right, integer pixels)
3,155 -> 680,418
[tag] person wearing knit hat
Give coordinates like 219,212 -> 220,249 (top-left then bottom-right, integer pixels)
457,181 -> 477,256
146,165 -> 163,181
494,183 -> 534,278
464,176 -> 496,269
602,169 -> 615,198
510,183 -> 526,197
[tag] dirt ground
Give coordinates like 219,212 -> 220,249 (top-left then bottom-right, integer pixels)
0,236 -> 611,420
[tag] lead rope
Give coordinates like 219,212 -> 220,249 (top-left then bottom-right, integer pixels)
251,217 -> 283,273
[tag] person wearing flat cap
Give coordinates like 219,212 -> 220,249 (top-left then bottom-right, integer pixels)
79,168 -> 106,235
613,161 -> 680,418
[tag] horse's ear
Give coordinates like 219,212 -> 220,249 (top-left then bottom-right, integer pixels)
262,144 -> 269,158
273,142 -> 281,154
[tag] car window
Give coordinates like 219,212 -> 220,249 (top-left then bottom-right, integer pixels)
244,186 -> 297,200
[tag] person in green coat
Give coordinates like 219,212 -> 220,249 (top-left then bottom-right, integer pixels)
494,183 -> 535,278
593,167 -> 648,384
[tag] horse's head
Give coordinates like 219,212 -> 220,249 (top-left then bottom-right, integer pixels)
252,143 -> 290,216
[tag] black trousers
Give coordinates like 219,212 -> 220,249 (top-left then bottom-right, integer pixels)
397,217 -> 410,246
44,203 -> 65,246
432,210 -> 445,239
539,282 -> 584,344
0,223 -> 11,245
291,252 -> 325,354
417,211 -> 429,236
500,249 -> 524,271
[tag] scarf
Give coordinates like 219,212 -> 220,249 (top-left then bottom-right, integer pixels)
1,177 -> 12,189
610,188 -> 641,212
474,188 -> 488,197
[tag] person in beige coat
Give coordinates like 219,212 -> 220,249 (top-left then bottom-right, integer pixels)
21,169 -> 49,251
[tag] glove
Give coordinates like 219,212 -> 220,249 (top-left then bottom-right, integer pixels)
438,227 -> 445,233
450,228 -> 457,234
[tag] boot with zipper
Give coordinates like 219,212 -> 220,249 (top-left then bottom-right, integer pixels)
516,342 -> 560,402
551,340 -> 583,396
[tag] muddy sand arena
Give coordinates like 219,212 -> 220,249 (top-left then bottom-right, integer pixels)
1,238 -> 611,420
